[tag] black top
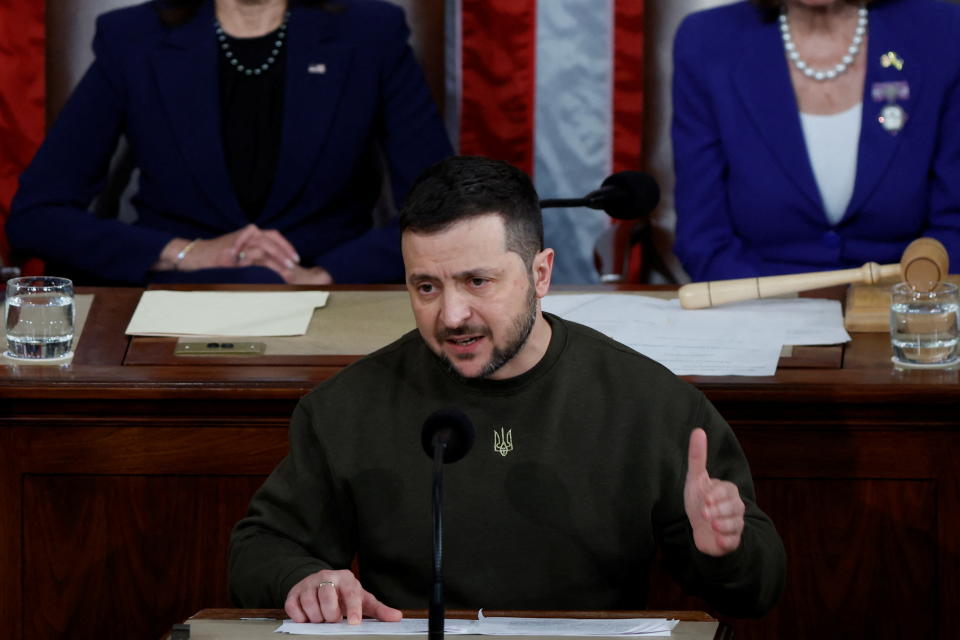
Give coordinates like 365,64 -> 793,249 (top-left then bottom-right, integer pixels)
218,28 -> 287,220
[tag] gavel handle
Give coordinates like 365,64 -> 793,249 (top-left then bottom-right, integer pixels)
678,262 -> 902,309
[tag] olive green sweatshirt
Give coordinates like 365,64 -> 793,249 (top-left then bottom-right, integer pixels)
229,314 -> 785,617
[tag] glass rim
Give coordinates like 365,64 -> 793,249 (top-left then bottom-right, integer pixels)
891,280 -> 958,296
6,276 -> 74,292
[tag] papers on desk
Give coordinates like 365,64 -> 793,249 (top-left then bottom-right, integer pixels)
125,290 -> 330,337
542,294 -> 850,376
474,614 -> 679,636
276,614 -> 678,636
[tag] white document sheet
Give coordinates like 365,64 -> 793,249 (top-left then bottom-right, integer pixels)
673,297 -> 851,346
473,613 -> 679,636
275,615 -> 678,636
542,293 -> 850,376
275,619 -> 449,635
124,290 -> 330,337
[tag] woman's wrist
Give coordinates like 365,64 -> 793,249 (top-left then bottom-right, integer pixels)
154,238 -> 197,271
174,239 -> 200,269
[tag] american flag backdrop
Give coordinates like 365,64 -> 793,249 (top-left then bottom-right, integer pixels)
446,0 -> 645,283
0,0 -> 45,268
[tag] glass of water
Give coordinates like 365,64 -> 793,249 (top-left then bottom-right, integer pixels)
889,281 -> 959,367
4,276 -> 75,361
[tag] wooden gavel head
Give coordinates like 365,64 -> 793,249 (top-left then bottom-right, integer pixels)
900,237 -> 949,291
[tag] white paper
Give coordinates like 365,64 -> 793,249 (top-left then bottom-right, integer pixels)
474,613 -> 679,636
124,290 -> 330,337
542,293 -> 850,376
672,297 -> 851,346
275,619 -> 462,635
275,615 -> 678,636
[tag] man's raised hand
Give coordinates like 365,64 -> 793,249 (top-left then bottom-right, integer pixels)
683,428 -> 745,556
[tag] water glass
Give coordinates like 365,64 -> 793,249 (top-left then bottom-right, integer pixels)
4,276 -> 75,360
889,281 -> 959,367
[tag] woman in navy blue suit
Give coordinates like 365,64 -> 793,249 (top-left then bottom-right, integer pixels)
672,0 -> 960,281
6,0 -> 452,285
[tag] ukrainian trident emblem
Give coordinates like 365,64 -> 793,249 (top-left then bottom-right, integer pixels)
493,427 -> 513,457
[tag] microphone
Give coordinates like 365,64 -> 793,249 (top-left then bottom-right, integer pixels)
421,409 -> 475,640
421,408 -> 475,464
539,171 -> 661,220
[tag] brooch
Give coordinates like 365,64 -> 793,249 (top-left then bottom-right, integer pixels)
880,51 -> 904,71
872,79 -> 909,135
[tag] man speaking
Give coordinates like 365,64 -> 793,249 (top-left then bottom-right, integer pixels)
228,156 -> 786,622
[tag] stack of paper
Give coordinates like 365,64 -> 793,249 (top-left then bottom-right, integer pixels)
125,290 -> 330,337
276,615 -> 678,636
542,293 -> 850,376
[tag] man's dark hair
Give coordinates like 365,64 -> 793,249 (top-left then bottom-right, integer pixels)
399,156 -> 544,267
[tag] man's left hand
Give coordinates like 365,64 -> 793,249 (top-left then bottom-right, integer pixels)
683,428 -> 745,556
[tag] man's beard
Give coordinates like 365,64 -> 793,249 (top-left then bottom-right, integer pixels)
436,282 -> 538,380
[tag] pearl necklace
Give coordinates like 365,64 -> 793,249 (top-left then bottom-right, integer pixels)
215,11 -> 290,77
780,2 -> 867,82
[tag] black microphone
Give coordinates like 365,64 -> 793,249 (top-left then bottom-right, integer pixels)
421,408 -> 475,464
421,409 -> 475,640
539,170 -> 661,220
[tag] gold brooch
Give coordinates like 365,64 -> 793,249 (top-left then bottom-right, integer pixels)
880,51 -> 904,71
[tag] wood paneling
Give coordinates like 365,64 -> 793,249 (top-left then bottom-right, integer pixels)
0,428 -> 24,640
737,478 -> 938,639
23,475 -> 267,640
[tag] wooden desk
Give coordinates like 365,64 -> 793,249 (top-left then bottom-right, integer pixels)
165,609 -> 724,640
1,286 -> 957,640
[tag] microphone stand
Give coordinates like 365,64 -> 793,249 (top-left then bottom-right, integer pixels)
421,408 -> 474,640
429,436 -> 446,640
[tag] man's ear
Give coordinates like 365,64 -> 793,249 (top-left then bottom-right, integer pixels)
532,248 -> 554,298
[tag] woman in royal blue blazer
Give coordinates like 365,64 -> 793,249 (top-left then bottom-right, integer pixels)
6,0 -> 452,285
672,0 -> 960,281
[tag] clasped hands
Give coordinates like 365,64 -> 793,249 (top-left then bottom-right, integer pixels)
285,428 -> 745,624
161,224 -> 333,284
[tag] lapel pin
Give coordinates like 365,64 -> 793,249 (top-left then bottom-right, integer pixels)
871,81 -> 909,135
880,51 -> 904,71
878,104 -> 907,134
871,80 -> 910,103
308,63 -> 327,74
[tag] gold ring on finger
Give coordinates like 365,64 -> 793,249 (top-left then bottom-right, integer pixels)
317,580 -> 336,588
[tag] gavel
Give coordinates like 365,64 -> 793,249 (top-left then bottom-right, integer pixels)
678,237 -> 950,310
